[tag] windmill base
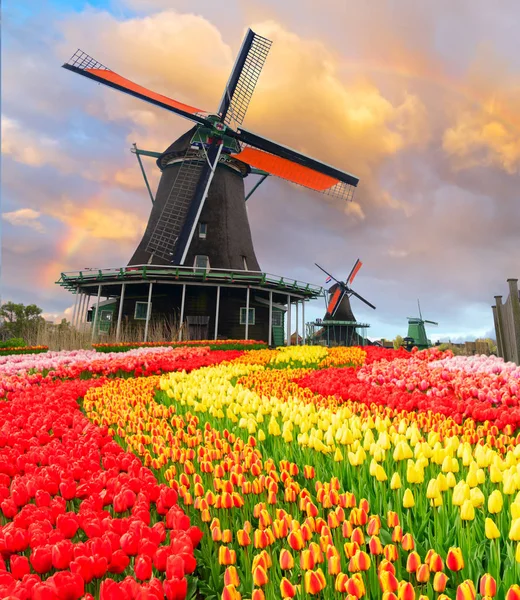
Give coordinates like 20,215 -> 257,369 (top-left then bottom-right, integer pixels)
56,265 -> 323,346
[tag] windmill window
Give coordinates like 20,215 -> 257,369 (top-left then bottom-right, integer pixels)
198,223 -> 207,239
272,311 -> 283,327
134,301 -> 151,320
240,307 -> 255,325
194,255 -> 210,270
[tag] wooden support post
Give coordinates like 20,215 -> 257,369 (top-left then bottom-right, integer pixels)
178,284 -> 186,341
116,283 -> 126,342
302,300 -> 306,345
72,292 -> 79,328
144,282 -> 153,342
245,287 -> 250,340
287,295 -> 291,346
214,286 -> 220,340
91,285 -> 102,343
268,291 -> 273,347
295,300 -> 299,345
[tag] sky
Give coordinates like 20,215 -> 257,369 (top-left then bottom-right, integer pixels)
1,0 -> 519,341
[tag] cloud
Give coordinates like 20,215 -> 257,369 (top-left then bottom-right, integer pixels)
443,110 -> 520,173
2,208 -> 45,233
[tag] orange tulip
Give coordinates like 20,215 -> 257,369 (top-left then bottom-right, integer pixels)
280,577 -> 297,598
251,590 -> 265,600
237,529 -> 251,547
300,550 -> 315,571
222,584 -> 241,600
252,565 -> 269,587
433,572 -> 449,593
287,530 -> 305,551
406,551 -> 421,573
401,533 -> 415,551
480,574 -> 497,598
456,580 -> 476,600
304,568 -> 327,595
279,549 -> 294,570
346,573 -> 366,598
428,552 -> 444,572
398,581 -> 416,600
328,555 -> 341,575
384,544 -> 399,562
379,570 -> 399,593
335,572 -> 349,592
416,564 -> 430,584
506,585 -> 520,600
224,566 -> 240,587
218,546 -> 236,566
446,547 -> 465,572
369,535 -> 383,555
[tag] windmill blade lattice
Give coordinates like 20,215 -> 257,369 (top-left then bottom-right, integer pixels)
219,30 -> 272,129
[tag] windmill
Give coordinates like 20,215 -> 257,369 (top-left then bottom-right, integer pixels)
59,28 -> 360,344
311,260 -> 375,346
405,300 -> 438,350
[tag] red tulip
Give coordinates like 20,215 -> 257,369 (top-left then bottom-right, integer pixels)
480,574 -> 497,597
135,554 -> 153,581
10,555 -> 30,580
30,546 -> 53,574
163,577 -> 188,600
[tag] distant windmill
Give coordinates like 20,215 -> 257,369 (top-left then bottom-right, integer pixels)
312,260 -> 375,346
405,300 -> 438,350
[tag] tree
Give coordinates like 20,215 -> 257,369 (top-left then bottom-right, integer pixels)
393,335 -> 404,350
0,302 -> 44,339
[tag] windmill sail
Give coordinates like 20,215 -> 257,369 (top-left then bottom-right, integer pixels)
63,50 -> 210,125
218,29 -> 272,128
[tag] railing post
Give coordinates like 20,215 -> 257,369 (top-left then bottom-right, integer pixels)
116,283 -> 126,342
286,295 -> 291,346
245,287 -> 250,341
178,284 -> 186,341
144,282 -> 153,342
91,285 -> 102,343
268,291 -> 273,347
214,286 -> 220,340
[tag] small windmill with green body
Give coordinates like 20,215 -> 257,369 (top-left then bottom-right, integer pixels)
405,300 -> 438,350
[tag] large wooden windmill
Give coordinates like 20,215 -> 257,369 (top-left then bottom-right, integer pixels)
57,28 -> 360,345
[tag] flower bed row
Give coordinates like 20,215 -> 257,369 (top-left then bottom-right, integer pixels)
83,353 -> 520,600
0,377 -> 202,599
92,340 -> 268,353
0,346 -> 48,357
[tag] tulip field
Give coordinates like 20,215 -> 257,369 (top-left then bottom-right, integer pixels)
1,343 -> 520,599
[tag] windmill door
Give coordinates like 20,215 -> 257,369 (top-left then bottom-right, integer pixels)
186,316 -> 210,340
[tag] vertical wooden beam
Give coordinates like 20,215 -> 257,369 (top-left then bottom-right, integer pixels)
72,292 -> 80,328
245,287 -> 250,340
286,295 -> 291,346
116,283 -> 126,342
144,282 -> 153,342
91,285 -> 102,343
268,291 -> 273,347
214,286 -> 220,340
178,284 -> 186,341
295,300 -> 299,345
302,300 -> 306,345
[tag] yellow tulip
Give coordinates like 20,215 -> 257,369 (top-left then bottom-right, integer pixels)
485,518 -> 500,540
460,500 -> 475,521
509,518 -> 520,541
403,488 -> 415,509
390,473 -> 402,490
488,490 -> 503,514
